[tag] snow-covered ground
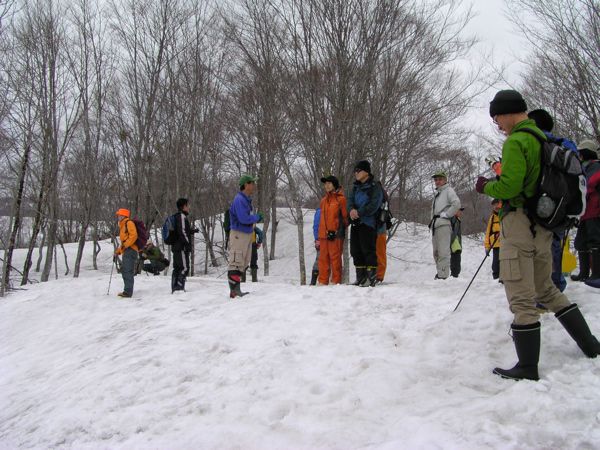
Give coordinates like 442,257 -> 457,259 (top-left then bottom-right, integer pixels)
1,212 -> 600,449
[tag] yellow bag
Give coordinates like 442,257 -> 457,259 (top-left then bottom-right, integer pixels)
451,236 -> 462,253
562,236 -> 577,273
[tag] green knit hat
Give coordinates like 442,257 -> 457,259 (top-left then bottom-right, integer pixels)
432,170 -> 447,179
239,174 -> 258,187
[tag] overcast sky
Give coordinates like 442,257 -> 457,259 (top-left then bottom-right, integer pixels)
464,0 -> 529,135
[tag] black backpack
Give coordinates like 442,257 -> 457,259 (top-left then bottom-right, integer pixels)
518,128 -> 586,233
375,182 -> 394,230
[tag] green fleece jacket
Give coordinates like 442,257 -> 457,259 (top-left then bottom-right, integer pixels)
483,119 -> 545,209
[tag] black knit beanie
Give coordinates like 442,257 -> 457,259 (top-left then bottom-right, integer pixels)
354,160 -> 371,174
528,109 -> 554,132
489,90 -> 527,117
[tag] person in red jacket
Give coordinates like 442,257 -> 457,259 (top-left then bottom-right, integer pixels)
318,176 -> 349,285
114,208 -> 138,298
572,140 -> 600,288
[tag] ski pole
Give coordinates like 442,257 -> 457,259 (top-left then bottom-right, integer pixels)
453,233 -> 498,312
107,257 -> 115,295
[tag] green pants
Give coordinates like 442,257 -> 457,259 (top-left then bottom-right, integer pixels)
500,208 -> 570,324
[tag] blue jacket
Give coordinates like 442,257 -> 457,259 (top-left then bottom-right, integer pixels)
347,176 -> 383,229
545,131 -> 578,154
230,192 -> 260,234
313,208 -> 321,241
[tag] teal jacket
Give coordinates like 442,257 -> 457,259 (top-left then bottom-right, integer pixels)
483,119 -> 545,209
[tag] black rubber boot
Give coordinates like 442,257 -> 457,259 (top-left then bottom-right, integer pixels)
570,250 -> 590,281
493,322 -> 540,381
228,270 -> 248,299
241,269 -> 247,283
310,270 -> 319,286
365,267 -> 378,287
251,268 -> 258,282
556,304 -> 600,357
353,267 -> 367,286
584,249 -> 600,288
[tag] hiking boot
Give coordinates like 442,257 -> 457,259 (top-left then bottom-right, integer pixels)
117,292 -> 132,298
570,250 -> 590,281
556,304 -> 600,357
493,322 -> 540,381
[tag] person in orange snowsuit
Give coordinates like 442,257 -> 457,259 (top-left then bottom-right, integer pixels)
318,176 -> 349,284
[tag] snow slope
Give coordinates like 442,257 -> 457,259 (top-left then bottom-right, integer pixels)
1,212 -> 600,450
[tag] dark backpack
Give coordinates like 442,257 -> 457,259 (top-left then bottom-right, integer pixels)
518,128 -> 586,233
376,183 -> 394,230
128,218 -> 149,249
223,208 -> 231,233
162,214 -> 177,245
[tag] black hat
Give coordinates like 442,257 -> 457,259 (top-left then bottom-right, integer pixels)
320,175 -> 340,189
489,90 -> 527,117
354,160 -> 371,174
528,109 -> 554,132
579,148 -> 598,162
176,197 -> 188,210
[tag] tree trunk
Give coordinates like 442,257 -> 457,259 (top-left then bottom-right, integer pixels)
73,223 -> 88,278
269,200 -> 277,261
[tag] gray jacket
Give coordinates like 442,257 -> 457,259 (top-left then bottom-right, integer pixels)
431,184 -> 461,229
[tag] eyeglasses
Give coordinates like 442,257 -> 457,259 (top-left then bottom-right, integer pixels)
492,115 -> 499,125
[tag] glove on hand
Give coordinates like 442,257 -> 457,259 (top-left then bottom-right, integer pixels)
256,212 -> 264,223
475,176 -> 490,194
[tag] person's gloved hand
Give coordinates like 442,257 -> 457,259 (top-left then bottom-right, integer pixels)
315,240 -> 320,250
256,212 -> 264,223
475,176 -> 490,193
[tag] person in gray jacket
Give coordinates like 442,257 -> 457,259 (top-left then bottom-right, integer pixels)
429,170 -> 461,279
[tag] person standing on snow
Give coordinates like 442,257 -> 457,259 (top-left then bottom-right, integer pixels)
347,160 -> 383,287
170,198 -> 197,293
527,109 -> 577,292
317,175 -> 348,285
429,171 -> 461,280
572,140 -> 600,288
114,208 -> 138,298
475,89 -> 600,381
484,199 -> 502,280
227,174 -> 263,298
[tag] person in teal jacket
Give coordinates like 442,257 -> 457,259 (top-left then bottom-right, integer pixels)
475,89 -> 600,381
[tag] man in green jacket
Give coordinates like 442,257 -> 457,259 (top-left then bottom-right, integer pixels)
475,89 -> 600,381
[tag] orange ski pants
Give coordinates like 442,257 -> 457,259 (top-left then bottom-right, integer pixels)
318,238 -> 344,284
376,233 -> 387,281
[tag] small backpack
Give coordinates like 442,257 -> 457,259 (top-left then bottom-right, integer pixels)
376,183 -> 394,230
128,218 -> 149,249
518,128 -> 586,233
162,214 -> 177,245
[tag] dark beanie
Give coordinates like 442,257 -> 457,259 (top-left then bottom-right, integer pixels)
320,175 -> 340,189
354,160 -> 371,174
176,197 -> 188,210
489,90 -> 527,117
579,148 -> 598,162
528,109 -> 554,132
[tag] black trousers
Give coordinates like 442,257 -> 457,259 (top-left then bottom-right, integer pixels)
172,249 -> 190,291
574,218 -> 600,251
492,247 -> 500,279
450,251 -> 461,277
250,243 -> 259,270
350,223 -> 377,267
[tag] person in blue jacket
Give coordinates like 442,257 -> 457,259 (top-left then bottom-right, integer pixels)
347,160 -> 383,286
310,208 -> 321,285
227,174 -> 263,298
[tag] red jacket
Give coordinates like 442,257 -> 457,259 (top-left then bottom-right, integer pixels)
318,189 -> 349,240
581,160 -> 600,221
